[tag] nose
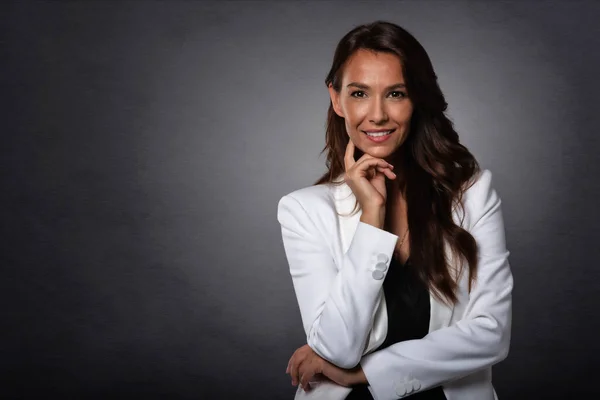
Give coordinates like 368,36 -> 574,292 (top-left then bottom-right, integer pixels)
368,97 -> 388,124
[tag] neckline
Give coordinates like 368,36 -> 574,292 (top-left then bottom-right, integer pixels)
392,253 -> 410,266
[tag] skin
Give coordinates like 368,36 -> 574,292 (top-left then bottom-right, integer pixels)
286,344 -> 366,391
286,49 -> 415,391
328,48 -> 414,176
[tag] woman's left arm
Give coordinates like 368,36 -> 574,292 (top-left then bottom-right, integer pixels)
360,169 -> 513,400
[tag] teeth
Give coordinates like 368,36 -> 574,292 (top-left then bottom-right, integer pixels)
365,130 -> 393,137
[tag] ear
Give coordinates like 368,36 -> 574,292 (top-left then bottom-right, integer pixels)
327,83 -> 344,118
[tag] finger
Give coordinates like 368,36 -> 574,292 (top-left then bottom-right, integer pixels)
376,166 -> 396,180
355,156 -> 392,171
299,363 -> 315,391
296,369 -> 303,388
299,367 -> 309,389
289,346 -> 308,383
291,353 -> 307,387
363,164 -> 392,181
344,139 -> 356,172
369,166 -> 377,180
353,157 -> 393,177
286,351 -> 298,374
302,378 -> 312,392
289,356 -> 299,386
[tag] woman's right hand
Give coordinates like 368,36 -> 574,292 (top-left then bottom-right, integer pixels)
343,139 -> 396,213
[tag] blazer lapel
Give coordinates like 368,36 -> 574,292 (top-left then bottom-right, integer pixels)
330,179 -> 455,333
330,176 -> 360,254
428,234 -> 461,331
428,256 -> 455,331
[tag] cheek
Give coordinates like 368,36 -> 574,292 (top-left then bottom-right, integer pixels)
401,105 -> 414,122
342,102 -> 368,125
390,106 -> 413,122
344,120 -> 357,136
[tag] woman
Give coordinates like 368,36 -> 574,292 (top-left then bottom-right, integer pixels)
277,21 -> 513,400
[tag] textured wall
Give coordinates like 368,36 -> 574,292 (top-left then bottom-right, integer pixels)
2,0 -> 599,398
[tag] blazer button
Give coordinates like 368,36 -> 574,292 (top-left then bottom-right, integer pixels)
372,270 -> 385,280
376,253 -> 389,263
395,383 -> 407,396
374,261 -> 388,271
412,380 -> 421,390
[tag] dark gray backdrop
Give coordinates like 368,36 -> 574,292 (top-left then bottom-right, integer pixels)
2,0 -> 599,398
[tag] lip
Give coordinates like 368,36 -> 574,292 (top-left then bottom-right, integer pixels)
362,128 -> 395,143
363,128 -> 396,133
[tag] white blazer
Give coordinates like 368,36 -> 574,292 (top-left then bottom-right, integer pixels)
277,169 -> 513,400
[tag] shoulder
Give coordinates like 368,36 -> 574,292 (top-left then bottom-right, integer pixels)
460,168 -> 502,229
277,183 -> 340,235
462,168 -> 495,204
279,183 -> 334,209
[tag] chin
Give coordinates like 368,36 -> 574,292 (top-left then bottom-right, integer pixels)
374,147 -> 406,163
362,144 -> 398,157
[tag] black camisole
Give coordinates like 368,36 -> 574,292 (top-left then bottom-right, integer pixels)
344,255 -> 447,399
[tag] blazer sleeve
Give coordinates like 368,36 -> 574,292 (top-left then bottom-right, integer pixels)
277,193 -> 399,368
361,169 -> 513,400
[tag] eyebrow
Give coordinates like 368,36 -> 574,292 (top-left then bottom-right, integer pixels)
346,82 -> 406,90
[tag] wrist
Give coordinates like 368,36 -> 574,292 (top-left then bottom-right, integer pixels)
356,365 -> 368,385
360,208 -> 385,230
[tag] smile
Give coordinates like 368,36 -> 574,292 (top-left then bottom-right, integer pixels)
362,129 -> 395,143
363,129 -> 394,137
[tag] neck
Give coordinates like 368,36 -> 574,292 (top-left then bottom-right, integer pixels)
386,170 -> 407,205
385,146 -> 410,200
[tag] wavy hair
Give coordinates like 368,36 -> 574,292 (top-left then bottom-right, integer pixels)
314,21 -> 481,305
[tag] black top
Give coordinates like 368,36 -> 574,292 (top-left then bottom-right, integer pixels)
345,255 -> 447,400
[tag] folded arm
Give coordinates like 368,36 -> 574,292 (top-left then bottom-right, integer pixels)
361,170 -> 513,399
278,193 -> 398,368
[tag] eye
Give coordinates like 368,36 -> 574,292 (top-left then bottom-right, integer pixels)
389,91 -> 406,98
350,91 -> 366,98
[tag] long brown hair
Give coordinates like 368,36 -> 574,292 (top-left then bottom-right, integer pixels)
314,21 -> 481,305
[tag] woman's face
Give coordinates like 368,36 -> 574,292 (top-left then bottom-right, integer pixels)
328,49 -> 414,162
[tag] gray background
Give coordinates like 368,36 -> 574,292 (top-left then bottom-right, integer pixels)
2,0 -> 599,398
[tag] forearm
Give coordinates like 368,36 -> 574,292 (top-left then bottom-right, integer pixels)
360,271 -> 512,399
305,221 -> 396,368
359,208 -> 385,230
279,195 -> 397,369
